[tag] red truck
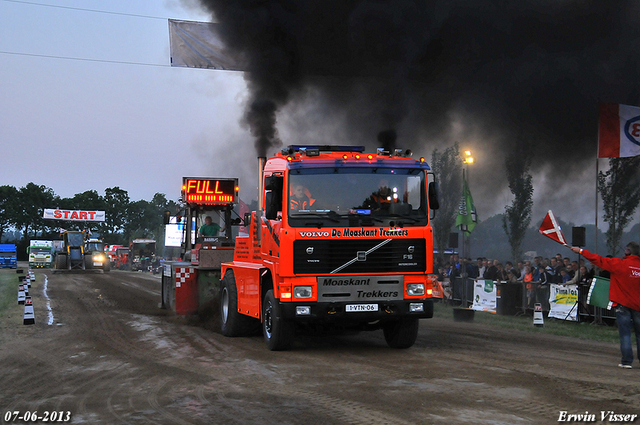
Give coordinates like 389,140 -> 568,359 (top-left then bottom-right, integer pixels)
220,145 -> 439,350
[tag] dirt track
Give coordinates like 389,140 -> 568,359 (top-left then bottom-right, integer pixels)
1,268 -> 638,425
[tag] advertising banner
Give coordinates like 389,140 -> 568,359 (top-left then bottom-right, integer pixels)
472,279 -> 496,313
548,284 -> 578,321
43,209 -> 105,222
164,217 -> 196,248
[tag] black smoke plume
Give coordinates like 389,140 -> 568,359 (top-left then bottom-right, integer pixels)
194,0 -> 640,219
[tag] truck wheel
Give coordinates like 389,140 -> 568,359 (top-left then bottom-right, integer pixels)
262,289 -> 294,351
220,270 -> 259,337
84,254 -> 93,270
103,261 -> 111,272
383,318 -> 419,349
55,254 -> 67,270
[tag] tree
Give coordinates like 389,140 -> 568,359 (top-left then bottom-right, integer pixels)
14,183 -> 55,239
0,185 -> 18,242
430,143 -> 462,257
103,187 -> 130,243
598,156 -> 640,256
502,144 -> 534,262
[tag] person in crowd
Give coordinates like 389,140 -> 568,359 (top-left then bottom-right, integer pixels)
444,262 -> 455,279
542,259 -> 559,284
523,266 -> 535,308
565,262 -> 584,285
559,268 -> 571,283
436,265 -> 447,282
462,258 -> 478,278
563,257 -> 574,278
483,260 -> 498,280
477,257 -> 486,277
494,262 -> 509,282
506,270 -> 518,284
571,242 -> 640,369
505,261 -> 521,279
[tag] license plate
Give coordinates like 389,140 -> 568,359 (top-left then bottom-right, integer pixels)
346,304 -> 378,312
93,262 -> 103,266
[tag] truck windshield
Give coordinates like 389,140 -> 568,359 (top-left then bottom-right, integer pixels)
86,243 -> 105,252
288,167 -> 427,227
0,252 -> 15,257
30,248 -> 50,255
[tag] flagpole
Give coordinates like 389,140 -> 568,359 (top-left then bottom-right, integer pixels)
595,103 -> 601,255
595,158 -> 599,255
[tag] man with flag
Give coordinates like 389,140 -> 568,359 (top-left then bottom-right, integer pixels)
570,242 -> 640,369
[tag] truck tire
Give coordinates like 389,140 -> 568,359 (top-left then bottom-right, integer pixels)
383,317 -> 419,349
84,254 -> 93,270
220,270 -> 259,337
262,289 -> 294,351
56,254 -> 67,270
103,260 -> 111,272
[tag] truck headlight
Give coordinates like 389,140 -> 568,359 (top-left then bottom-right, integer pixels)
294,286 -> 313,299
406,283 -> 425,296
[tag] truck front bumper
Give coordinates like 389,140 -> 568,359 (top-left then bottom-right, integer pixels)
280,299 -> 433,322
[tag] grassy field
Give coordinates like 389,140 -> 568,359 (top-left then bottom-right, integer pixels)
0,268 -> 22,315
433,301 -> 621,344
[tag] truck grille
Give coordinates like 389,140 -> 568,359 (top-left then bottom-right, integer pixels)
293,238 -> 426,274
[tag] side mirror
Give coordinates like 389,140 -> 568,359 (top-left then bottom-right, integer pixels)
244,212 -> 251,228
264,175 -> 283,220
428,181 -> 440,210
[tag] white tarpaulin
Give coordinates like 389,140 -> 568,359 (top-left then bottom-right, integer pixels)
43,209 -> 105,222
168,19 -> 246,70
472,279 -> 496,313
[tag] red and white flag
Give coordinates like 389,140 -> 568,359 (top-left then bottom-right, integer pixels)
538,210 -> 568,246
598,103 -> 640,158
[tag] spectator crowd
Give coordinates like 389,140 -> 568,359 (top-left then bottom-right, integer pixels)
434,253 -> 611,312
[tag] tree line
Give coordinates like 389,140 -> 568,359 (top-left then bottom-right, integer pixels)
430,143 -> 640,259
0,183 -> 179,246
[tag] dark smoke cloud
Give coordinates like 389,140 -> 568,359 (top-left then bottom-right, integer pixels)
194,0 -> 640,221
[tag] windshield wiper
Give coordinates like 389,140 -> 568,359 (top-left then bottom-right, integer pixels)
291,211 -> 341,223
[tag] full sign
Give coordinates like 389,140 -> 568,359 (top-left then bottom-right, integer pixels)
43,209 -> 106,222
182,177 -> 238,205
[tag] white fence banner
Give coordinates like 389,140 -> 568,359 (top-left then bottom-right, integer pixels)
548,284 -> 578,321
472,279 -> 496,313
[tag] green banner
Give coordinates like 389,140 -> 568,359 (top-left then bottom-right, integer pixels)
455,174 -> 477,235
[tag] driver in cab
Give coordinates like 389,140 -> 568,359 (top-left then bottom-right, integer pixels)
290,184 -> 312,211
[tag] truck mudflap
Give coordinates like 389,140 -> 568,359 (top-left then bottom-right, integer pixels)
279,299 -> 433,322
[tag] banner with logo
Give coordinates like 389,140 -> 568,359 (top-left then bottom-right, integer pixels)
43,209 -> 105,222
455,174 -> 477,235
598,103 -> 640,158
548,284 -> 578,321
472,279 -> 496,313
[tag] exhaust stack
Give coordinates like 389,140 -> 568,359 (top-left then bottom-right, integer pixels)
257,157 -> 266,244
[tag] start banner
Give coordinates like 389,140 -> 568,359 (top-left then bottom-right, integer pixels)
43,209 -> 105,222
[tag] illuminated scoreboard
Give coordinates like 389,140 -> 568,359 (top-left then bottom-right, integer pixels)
182,177 -> 239,205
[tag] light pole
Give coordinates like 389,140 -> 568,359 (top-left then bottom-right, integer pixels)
461,150 -> 474,260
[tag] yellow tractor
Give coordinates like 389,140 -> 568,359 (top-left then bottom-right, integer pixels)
54,230 -> 87,272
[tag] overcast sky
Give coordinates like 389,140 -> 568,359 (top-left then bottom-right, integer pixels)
0,0 -> 633,230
